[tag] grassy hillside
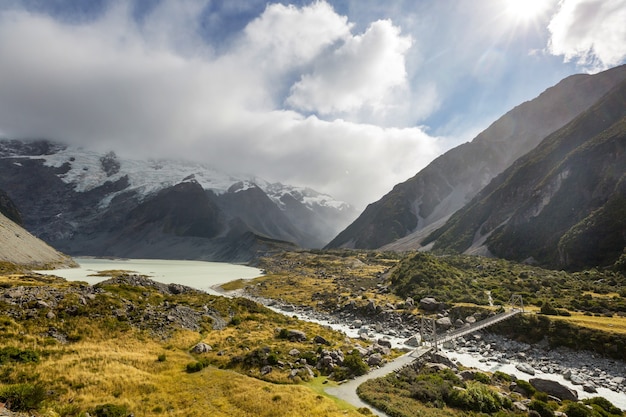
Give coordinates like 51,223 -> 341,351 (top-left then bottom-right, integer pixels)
0,271 -> 371,416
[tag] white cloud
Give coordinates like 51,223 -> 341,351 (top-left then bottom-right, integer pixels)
0,1 -> 439,209
548,0 -> 626,71
286,19 -> 412,121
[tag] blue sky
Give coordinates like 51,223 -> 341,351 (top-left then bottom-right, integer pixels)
1,0 -> 625,208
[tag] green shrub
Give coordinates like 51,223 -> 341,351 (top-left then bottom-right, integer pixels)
186,361 -> 204,373
529,399 -> 555,417
0,347 -> 39,364
473,371 -> 491,384
583,397 -> 623,416
93,403 -> 130,417
515,379 -> 536,396
342,350 -> 369,377
157,353 -> 166,362
0,383 -> 45,411
448,382 -> 510,413
564,402 -> 594,417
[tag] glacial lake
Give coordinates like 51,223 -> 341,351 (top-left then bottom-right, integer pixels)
37,257 -> 263,295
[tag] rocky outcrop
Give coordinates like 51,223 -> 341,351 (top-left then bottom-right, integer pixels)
529,378 -> 578,401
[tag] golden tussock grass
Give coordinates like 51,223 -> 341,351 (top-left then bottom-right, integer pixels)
552,312 -> 626,335
4,326 -> 364,417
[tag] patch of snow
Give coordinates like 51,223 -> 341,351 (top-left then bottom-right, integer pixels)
16,145 -> 351,211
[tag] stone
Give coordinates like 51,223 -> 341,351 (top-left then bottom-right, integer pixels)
419,297 -> 441,311
367,353 -> 383,366
529,378 -> 578,402
405,335 -> 421,347
287,330 -> 307,342
516,363 -> 536,375
261,365 -> 272,375
436,316 -> 452,330
583,383 -> 597,393
288,348 -> 301,357
314,335 -> 330,345
191,342 -> 212,354
377,339 -> 392,348
46,311 -> 56,319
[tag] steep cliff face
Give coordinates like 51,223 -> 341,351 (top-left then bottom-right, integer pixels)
425,79 -> 626,270
326,64 -> 626,250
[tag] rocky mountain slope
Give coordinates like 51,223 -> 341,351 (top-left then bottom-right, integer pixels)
0,190 -> 75,268
0,140 -> 355,261
424,78 -> 626,270
326,64 -> 626,250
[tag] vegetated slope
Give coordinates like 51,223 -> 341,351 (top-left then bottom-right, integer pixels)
326,64 -> 626,250
0,192 -> 75,268
0,273 -> 368,416
424,78 -> 626,270
0,140 -> 356,261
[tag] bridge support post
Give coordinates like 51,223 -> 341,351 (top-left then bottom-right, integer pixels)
509,294 -> 524,312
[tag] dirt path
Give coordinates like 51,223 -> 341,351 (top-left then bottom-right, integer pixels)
324,346 -> 433,416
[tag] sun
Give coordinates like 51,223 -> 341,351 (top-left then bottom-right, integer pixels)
504,0 -> 548,21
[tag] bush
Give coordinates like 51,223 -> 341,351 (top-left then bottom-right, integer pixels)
540,301 -> 558,315
473,371 -> 491,384
186,361 -> 205,373
583,397 -> 623,416
564,402 -> 593,417
0,383 -> 46,411
0,347 -> 39,364
343,350 -> 369,377
529,399 -> 555,417
448,382 -> 510,413
93,403 -> 131,417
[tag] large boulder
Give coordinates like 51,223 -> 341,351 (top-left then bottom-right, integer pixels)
529,378 -> 578,402
419,297 -> 442,311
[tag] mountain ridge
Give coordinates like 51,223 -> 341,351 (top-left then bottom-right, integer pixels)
0,140 -> 355,261
326,64 -> 626,251
425,78 -> 626,269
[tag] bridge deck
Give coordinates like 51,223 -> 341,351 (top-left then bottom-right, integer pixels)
425,309 -> 522,348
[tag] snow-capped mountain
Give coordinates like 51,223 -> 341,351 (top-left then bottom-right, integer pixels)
0,139 -> 357,261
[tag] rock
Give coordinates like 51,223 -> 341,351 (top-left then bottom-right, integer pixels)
435,317 -> 452,330
46,311 -> 56,319
529,378 -> 578,402
516,363 -> 536,375
570,374 -> 585,385
314,335 -> 330,345
377,339 -> 392,348
36,300 -> 50,309
287,330 -> 307,342
405,297 -> 414,308
459,369 -> 479,380
367,353 -> 383,366
465,316 -> 476,324
513,401 -> 528,412
288,348 -> 300,357
191,343 -> 212,354
425,362 -> 450,371
261,365 -> 272,375
405,335 -> 421,347
583,383 -> 597,393
419,297 -> 441,311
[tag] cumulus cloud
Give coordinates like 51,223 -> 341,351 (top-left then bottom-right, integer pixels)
286,19 -> 412,120
548,0 -> 626,71
0,1 -> 439,209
